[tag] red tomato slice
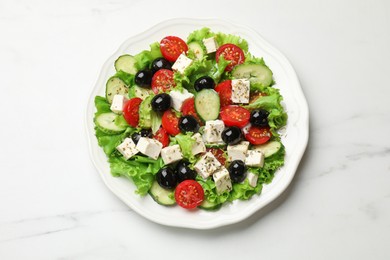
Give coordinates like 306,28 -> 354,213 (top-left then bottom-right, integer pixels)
245,126 -> 272,145
153,127 -> 169,147
215,80 -> 232,107
151,69 -> 176,94
216,43 -> 245,71
161,109 -> 180,136
174,180 -> 204,209
181,97 -> 202,124
160,36 -> 188,62
122,97 -> 142,127
206,148 -> 226,166
220,105 -> 250,128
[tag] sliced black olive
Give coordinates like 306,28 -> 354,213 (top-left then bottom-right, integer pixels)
135,69 -> 153,87
228,160 -> 247,183
194,76 -> 215,92
179,115 -> 199,133
151,93 -> 171,112
221,126 -> 242,145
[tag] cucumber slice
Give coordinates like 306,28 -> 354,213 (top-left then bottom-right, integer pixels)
106,77 -> 129,104
253,141 -> 282,158
232,64 -> 273,86
198,199 -> 221,211
195,89 -> 220,121
188,41 -> 205,60
149,181 -> 176,206
114,54 -> 137,75
205,143 -> 226,149
133,85 -> 153,100
95,112 -> 126,134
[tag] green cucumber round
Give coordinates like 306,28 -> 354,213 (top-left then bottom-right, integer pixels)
195,89 -> 220,121
95,112 -> 126,134
232,64 -> 273,86
149,181 -> 176,206
198,199 -> 221,211
253,141 -> 282,158
106,77 -> 128,104
188,41 -> 205,60
114,54 -> 137,75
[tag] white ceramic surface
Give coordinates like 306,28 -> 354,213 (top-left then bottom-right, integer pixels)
85,18 -> 309,229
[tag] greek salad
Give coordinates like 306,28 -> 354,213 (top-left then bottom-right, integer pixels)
94,27 -> 287,210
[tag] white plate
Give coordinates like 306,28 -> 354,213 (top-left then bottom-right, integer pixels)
85,18 -> 309,229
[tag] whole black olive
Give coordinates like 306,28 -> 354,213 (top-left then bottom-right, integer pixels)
194,76 -> 215,92
221,126 -> 242,145
131,129 -> 152,144
175,160 -> 197,182
179,115 -> 199,133
228,160 -> 247,183
135,69 -> 153,87
151,57 -> 172,73
250,109 -> 269,127
151,93 -> 171,112
156,167 -> 177,189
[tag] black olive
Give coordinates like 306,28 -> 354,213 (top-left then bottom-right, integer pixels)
221,126 -> 242,145
151,93 -> 171,112
194,76 -> 215,92
250,109 -> 269,127
156,167 -> 177,189
179,115 -> 199,133
175,160 -> 197,182
131,132 -> 141,144
228,160 -> 247,183
131,129 -> 152,144
151,57 -> 172,73
135,69 -> 153,87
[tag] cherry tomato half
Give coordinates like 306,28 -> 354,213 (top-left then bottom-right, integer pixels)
151,69 -> 176,94
216,43 -> 245,71
181,97 -> 202,124
153,127 -> 169,147
245,126 -> 272,145
206,147 -> 227,166
160,36 -> 188,62
161,109 -> 180,136
215,80 -> 232,107
174,180 -> 204,209
123,97 -> 142,127
220,105 -> 250,128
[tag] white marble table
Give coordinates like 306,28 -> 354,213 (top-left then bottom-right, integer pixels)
1,0 -> 389,259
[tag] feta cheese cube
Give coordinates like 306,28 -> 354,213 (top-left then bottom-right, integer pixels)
169,89 -> 194,111
110,94 -> 128,114
245,150 -> 264,167
160,144 -> 183,165
191,133 -> 206,155
213,167 -> 232,194
194,152 -> 222,179
116,138 -> 138,160
227,141 -> 249,162
136,137 -> 163,160
246,171 -> 258,187
231,79 -> 250,104
203,120 -> 225,143
171,53 -> 193,74
202,37 -> 219,54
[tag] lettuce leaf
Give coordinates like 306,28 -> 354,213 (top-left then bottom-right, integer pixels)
138,95 -> 154,129
134,42 -> 162,70
109,156 -> 164,195
171,133 -> 197,163
187,27 -> 216,43
215,32 -> 249,52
